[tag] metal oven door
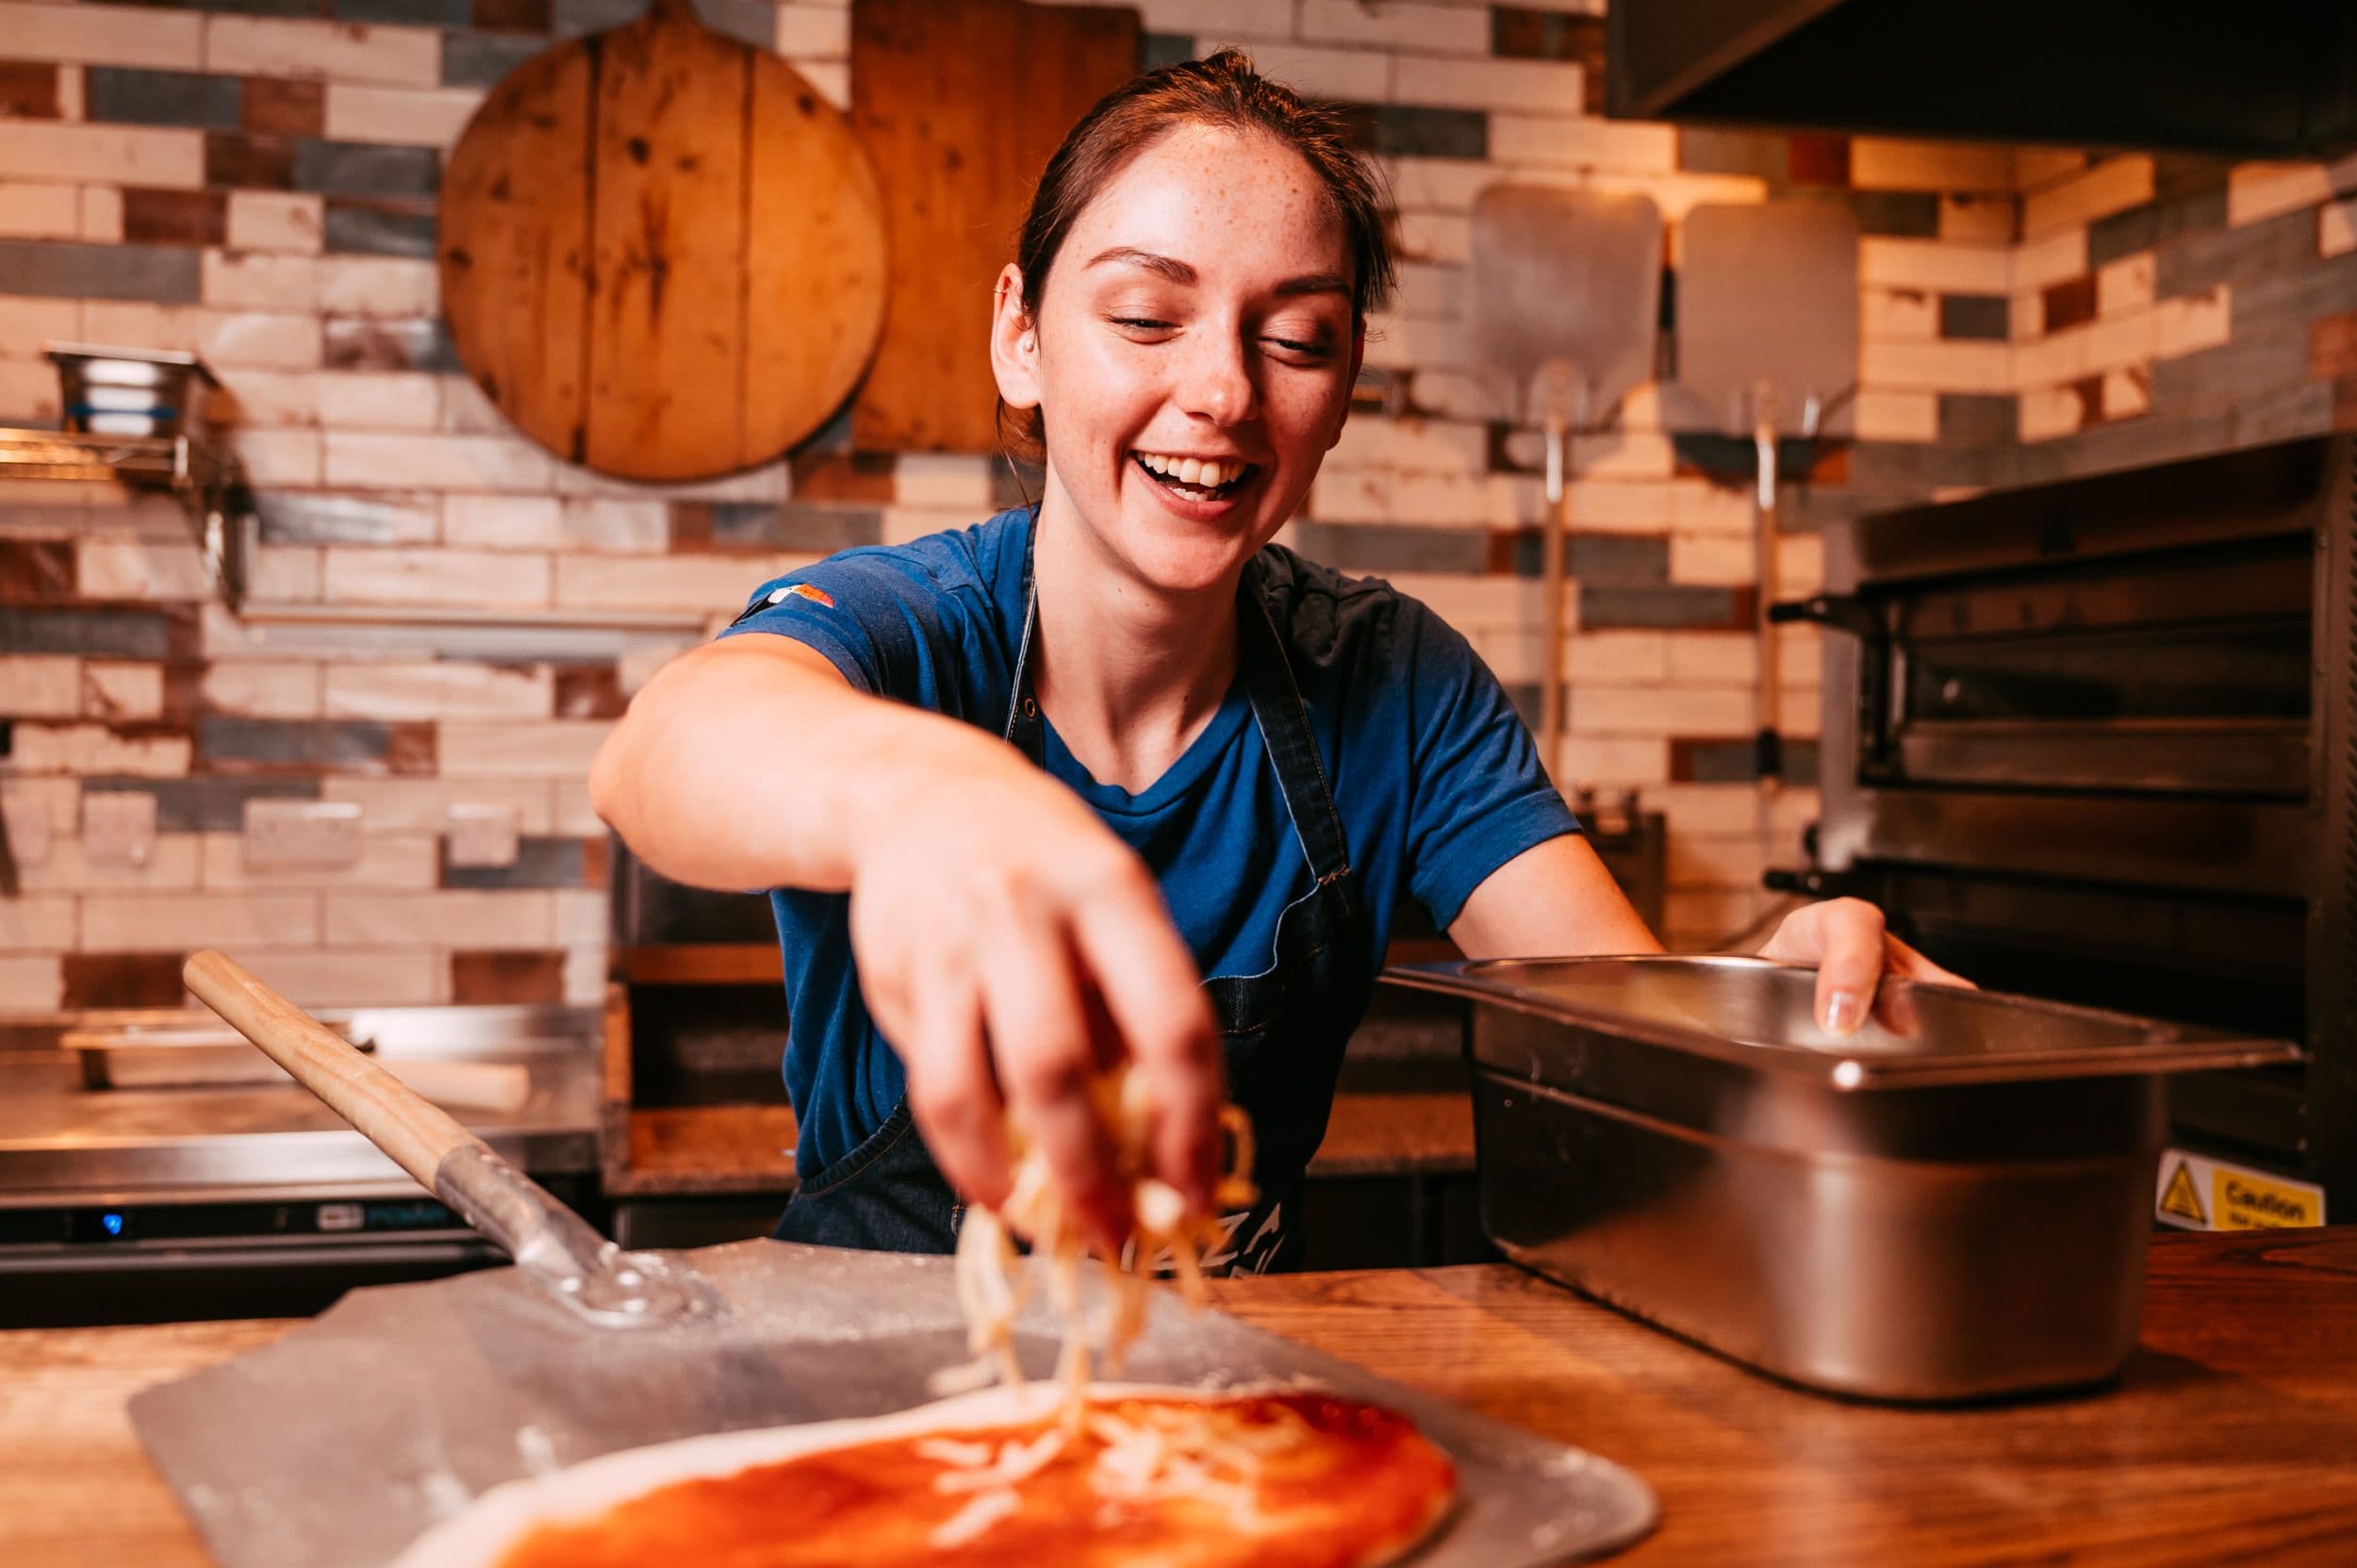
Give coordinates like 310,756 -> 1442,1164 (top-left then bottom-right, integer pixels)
1791,529 -> 2314,800
1886,535 -> 2312,797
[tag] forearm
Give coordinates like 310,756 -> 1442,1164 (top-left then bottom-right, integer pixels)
1445,833 -> 1666,960
588,635 -> 1015,894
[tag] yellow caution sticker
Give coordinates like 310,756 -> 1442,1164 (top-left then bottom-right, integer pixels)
2154,1148 -> 2326,1231
2158,1160 -> 2206,1226
2214,1167 -> 2324,1230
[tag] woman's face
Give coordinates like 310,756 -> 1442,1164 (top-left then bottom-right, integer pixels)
992,124 -> 1360,598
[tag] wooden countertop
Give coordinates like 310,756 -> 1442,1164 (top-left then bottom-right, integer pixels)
5,1230 -> 2351,1566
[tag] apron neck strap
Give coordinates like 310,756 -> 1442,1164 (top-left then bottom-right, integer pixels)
1002,522 -> 1351,889
1233,569 -> 1352,887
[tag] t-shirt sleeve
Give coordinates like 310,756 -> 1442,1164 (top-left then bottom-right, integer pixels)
717,547 -> 975,712
1397,597 -> 1581,930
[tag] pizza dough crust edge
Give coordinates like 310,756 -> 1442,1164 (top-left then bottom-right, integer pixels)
389,1380 -> 1456,1568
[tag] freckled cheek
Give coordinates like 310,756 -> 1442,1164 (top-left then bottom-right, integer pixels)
1265,383 -> 1350,460
1096,333 -> 1172,392
1044,344 -> 1160,474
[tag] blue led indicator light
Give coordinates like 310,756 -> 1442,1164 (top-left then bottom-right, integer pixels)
100,1212 -> 125,1237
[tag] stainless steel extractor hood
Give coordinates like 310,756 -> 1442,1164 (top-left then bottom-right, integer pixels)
1607,0 -> 2357,158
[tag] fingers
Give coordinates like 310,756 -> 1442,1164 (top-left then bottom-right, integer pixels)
1761,899 -> 1977,1036
1884,933 -> 1975,989
849,782 -> 1217,1242
1805,898 -> 1888,1036
1069,866 -> 1225,1213
897,979 -> 1013,1213
977,904 -> 1130,1251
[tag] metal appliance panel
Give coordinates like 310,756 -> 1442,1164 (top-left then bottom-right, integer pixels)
1813,791 -> 2317,899
0,1005 -> 604,1326
0,1006 -> 601,1199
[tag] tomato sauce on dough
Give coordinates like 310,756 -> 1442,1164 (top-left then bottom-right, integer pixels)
495,1393 -> 1457,1568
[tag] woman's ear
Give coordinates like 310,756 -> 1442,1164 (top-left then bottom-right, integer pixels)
989,263 -> 1042,412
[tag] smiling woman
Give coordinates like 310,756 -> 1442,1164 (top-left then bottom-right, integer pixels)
988,109 -> 1364,604
988,51 -> 1391,542
585,47 -> 1960,1280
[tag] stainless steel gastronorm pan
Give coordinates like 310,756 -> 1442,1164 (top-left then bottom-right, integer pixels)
1386,957 -> 2302,1402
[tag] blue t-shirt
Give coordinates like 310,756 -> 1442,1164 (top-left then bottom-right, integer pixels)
721,508 -> 1578,1180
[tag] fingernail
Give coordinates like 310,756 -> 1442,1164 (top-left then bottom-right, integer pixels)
1824,992 -> 1863,1035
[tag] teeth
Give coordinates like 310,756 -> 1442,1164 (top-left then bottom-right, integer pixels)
1136,453 -> 1246,489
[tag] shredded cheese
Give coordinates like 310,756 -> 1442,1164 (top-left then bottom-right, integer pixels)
940,1069 -> 1258,1427
1080,1403 -> 1267,1530
931,1430 -> 1069,1494
912,1437 -> 995,1469
928,1487 -> 1021,1549
915,1070 -> 1274,1546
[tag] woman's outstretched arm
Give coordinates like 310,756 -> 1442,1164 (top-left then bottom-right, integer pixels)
590,634 -> 1225,1244
1449,834 -> 1968,1033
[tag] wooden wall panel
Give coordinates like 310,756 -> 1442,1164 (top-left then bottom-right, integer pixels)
849,0 -> 1141,454
438,45 -> 593,464
745,60 -> 888,468
440,0 -> 887,481
586,13 -> 751,479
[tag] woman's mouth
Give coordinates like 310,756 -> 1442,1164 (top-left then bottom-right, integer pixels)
1131,450 -> 1258,504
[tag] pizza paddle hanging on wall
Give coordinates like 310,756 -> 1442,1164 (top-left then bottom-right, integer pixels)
438,0 -> 888,481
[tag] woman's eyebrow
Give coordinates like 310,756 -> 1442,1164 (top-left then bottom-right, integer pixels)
1273,273 -> 1350,299
1083,249 -> 1350,301
1087,246 -> 1196,283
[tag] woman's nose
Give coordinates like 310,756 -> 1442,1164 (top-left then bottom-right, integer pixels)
1177,332 -> 1258,427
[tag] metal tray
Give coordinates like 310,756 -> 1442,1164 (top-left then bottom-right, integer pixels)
1392,955 -> 2300,1088
1384,957 -> 2302,1402
132,1243 -> 1658,1568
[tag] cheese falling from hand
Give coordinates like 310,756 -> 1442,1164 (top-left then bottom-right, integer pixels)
939,1070 -> 1258,1425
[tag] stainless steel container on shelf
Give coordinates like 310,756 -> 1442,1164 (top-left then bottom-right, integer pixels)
1386,957 -> 2301,1402
45,342 -> 218,437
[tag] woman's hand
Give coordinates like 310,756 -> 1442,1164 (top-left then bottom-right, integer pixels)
847,738 -> 1223,1249
1756,897 -> 1973,1034
592,636 -> 1220,1248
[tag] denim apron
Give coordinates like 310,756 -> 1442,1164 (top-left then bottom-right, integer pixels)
773,553 -> 1366,1275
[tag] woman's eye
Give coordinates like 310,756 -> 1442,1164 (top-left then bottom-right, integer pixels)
1262,336 -> 1331,361
1111,316 -> 1174,333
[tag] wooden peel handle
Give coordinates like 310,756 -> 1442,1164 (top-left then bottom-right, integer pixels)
183,949 -> 491,1193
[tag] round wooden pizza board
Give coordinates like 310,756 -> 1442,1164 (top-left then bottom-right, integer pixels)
438,0 -> 887,481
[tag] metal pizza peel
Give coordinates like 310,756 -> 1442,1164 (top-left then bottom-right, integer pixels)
1664,199 -> 1862,859
131,953 -> 1656,1567
1466,185 -> 1664,777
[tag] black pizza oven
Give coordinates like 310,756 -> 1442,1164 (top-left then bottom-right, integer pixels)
1772,437 -> 2356,1219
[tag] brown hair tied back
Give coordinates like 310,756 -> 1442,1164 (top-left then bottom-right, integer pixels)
996,46 -> 1396,469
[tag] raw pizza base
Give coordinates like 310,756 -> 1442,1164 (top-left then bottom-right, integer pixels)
391,1380 -> 1457,1568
